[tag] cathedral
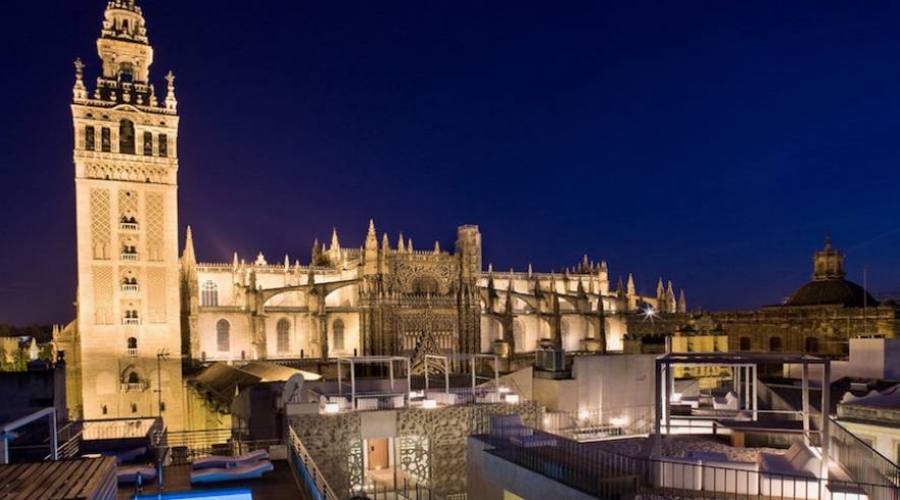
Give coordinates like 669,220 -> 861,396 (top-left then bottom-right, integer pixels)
57,0 -> 686,430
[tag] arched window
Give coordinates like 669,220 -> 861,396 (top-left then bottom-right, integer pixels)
127,337 -> 137,356
118,62 -> 134,83
277,318 -> 290,353
769,336 -> 783,352
101,127 -> 111,152
739,337 -> 752,351
805,337 -> 819,353
159,134 -> 168,157
216,319 -> 230,352
201,281 -> 218,307
332,319 -> 345,351
85,126 -> 95,151
127,372 -> 140,384
143,132 -> 153,156
119,120 -> 135,154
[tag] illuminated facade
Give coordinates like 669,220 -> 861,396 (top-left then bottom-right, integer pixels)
59,0 -> 688,429
61,0 -> 185,427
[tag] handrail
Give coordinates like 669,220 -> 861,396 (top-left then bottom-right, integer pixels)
288,426 -> 338,500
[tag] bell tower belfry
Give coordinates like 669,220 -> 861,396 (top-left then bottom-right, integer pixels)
70,0 -> 185,429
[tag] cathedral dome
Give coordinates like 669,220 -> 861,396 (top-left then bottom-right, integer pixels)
783,237 -> 877,308
785,278 -> 877,308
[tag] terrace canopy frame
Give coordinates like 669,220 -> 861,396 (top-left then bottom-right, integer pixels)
423,354 -> 500,395
0,407 -> 58,464
655,352 -> 831,477
336,356 -> 411,408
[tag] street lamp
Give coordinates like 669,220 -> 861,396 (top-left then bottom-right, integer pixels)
156,349 -> 170,416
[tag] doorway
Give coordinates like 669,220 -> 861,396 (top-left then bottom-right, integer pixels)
367,438 -> 389,471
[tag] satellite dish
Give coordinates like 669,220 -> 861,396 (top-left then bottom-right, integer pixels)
282,374 -> 304,405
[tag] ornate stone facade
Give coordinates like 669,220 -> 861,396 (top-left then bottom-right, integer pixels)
62,0 -> 185,428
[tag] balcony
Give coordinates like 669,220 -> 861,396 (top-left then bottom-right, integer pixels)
120,381 -> 149,392
123,318 -> 141,326
120,252 -> 139,262
119,222 -> 139,232
121,284 -> 140,293
127,348 -> 137,358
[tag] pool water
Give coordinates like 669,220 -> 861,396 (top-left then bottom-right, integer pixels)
132,488 -> 252,500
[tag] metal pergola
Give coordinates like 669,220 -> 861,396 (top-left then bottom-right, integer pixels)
423,354 -> 500,395
655,352 -> 831,477
336,356 -> 411,408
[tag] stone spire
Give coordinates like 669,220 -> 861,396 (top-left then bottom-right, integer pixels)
284,254 -> 290,272
330,228 -> 341,253
397,233 -> 406,253
182,225 -> 196,267
165,71 -> 178,111
364,220 -> 379,275
232,252 -> 239,271
407,238 -> 414,253
434,241 -> 441,254
73,58 -> 87,101
598,261 -> 609,295
382,233 -> 391,251
678,289 -> 687,314
656,277 -> 666,311
666,280 -> 677,313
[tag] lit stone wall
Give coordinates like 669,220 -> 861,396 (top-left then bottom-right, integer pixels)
291,402 -> 542,499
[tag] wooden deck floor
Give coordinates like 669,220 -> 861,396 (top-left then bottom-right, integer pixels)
118,460 -> 308,500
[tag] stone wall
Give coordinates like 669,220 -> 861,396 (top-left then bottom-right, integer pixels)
291,402 -> 542,499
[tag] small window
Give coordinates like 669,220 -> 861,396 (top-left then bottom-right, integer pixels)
143,132 -> 153,156
85,126 -> 96,151
119,120 -> 135,154
277,318 -> 290,353
216,319 -> 230,352
333,319 -> 345,351
159,401 -> 166,413
101,127 -> 111,152
128,372 -> 140,384
769,336 -> 783,353
159,134 -> 168,157
102,405 -> 108,415
805,337 -> 819,353
127,337 -> 138,350
131,403 -> 138,414
739,337 -> 752,351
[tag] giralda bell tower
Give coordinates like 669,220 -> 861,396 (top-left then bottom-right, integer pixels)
70,0 -> 185,429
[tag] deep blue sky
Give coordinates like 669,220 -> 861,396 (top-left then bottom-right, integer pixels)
2,1 -> 900,325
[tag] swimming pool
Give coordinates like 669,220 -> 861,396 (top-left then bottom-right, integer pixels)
132,488 -> 252,500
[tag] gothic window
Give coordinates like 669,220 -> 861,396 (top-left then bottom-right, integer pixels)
201,281 -> 218,307
216,319 -> 230,352
119,120 -> 136,154
159,134 -> 168,157
85,126 -> 96,151
333,319 -> 345,351
127,337 -> 137,356
805,337 -> 819,353
143,132 -> 153,156
127,372 -> 140,384
101,127 -> 111,152
277,318 -> 290,353
769,336 -> 783,353
739,337 -> 752,351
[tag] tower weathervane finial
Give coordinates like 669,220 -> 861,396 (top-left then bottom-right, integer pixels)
73,58 -> 88,101
165,70 -> 178,111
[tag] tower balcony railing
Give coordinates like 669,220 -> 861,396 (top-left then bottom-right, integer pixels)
121,284 -> 140,293
119,222 -> 139,232
123,318 -> 141,326
120,381 -> 149,392
121,252 -> 139,261
127,348 -> 138,358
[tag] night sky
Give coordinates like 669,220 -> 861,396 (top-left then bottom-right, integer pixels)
2,1 -> 900,325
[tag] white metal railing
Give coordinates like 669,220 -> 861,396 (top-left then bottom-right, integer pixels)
121,253 -> 139,261
289,427 -> 338,500
123,318 -> 141,325
121,284 -> 140,292
120,382 -> 148,392
127,348 -> 137,357
119,222 -> 139,231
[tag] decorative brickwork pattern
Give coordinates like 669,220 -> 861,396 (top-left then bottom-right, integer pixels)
146,192 -> 164,261
90,188 -> 111,259
93,265 -> 114,324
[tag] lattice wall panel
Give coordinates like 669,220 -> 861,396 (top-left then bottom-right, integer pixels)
90,188 -> 111,260
118,190 -> 138,218
147,268 -> 166,323
146,192 -> 164,261
93,265 -> 113,325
